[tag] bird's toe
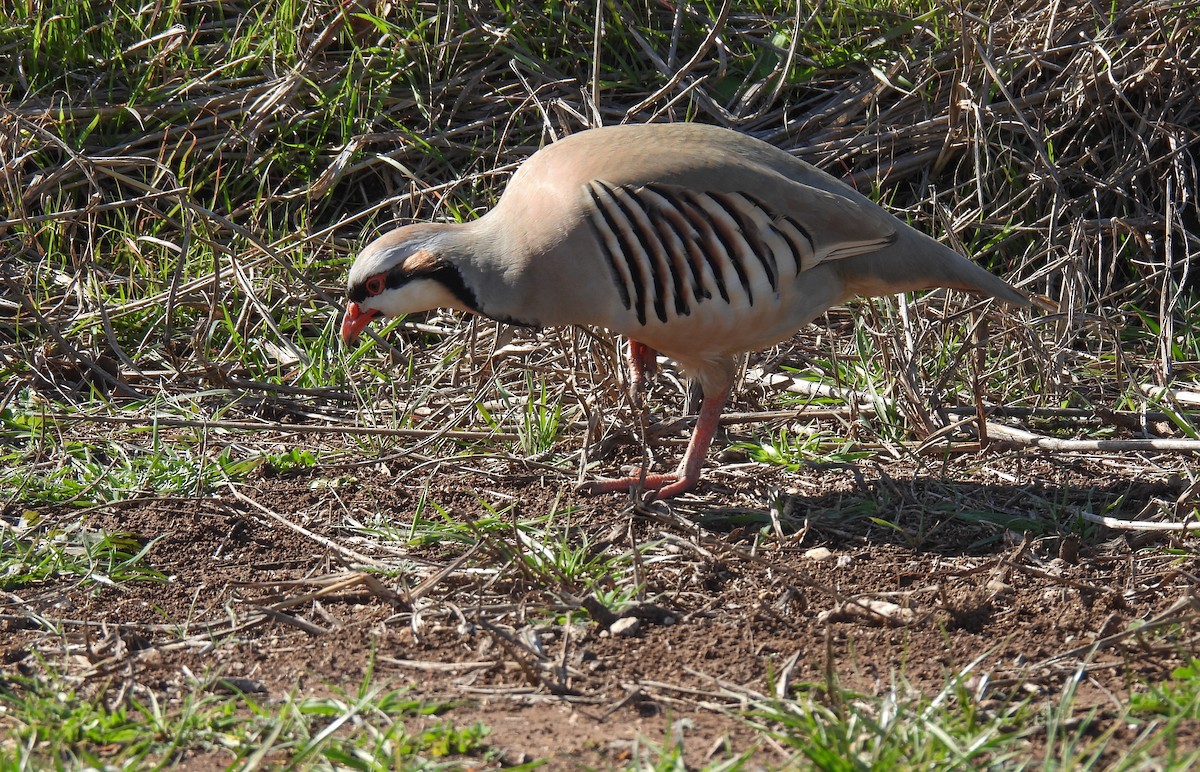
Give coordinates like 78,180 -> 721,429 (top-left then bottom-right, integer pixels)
577,470 -> 677,496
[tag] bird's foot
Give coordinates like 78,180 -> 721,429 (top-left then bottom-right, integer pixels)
577,469 -> 672,495
577,467 -> 700,501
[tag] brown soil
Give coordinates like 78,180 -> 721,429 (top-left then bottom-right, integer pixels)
4,448 -> 1199,768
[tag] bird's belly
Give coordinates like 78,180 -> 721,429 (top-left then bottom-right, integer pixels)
613,296 -> 803,362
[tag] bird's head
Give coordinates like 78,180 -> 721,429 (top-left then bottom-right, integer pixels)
341,224 -> 476,345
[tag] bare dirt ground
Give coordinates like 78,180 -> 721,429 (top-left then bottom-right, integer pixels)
5,443 -> 1199,767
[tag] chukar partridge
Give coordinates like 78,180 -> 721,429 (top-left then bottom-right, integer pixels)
342,123 -> 1028,499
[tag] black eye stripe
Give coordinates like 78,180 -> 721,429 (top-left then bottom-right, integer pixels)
397,263 -> 479,312
385,264 -> 413,290
348,261 -> 487,319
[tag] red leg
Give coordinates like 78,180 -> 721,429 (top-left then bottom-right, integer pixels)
627,340 -> 657,404
579,378 -> 733,500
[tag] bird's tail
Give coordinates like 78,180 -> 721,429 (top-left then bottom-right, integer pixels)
931,251 -> 1030,308
835,233 -> 1030,308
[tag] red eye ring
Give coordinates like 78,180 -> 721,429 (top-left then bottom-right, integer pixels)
365,274 -> 386,296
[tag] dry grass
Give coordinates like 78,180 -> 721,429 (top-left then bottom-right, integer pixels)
1,1 -> 1197,424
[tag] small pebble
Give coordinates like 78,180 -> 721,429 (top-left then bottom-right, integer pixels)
805,547 -> 833,562
609,617 -> 641,637
987,580 -> 1014,597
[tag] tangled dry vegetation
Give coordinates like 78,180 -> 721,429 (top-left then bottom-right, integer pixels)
2,0 -> 1200,767
0,0 -> 1196,414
